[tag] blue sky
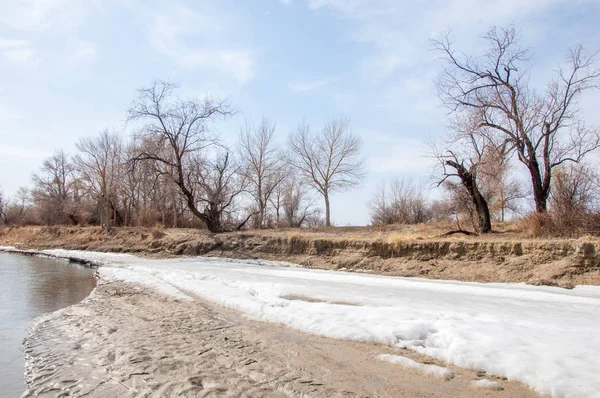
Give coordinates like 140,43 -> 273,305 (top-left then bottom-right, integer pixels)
1,0 -> 599,225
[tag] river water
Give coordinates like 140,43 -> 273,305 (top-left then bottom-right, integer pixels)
0,252 -> 96,397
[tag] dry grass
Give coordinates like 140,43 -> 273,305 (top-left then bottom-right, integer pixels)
3,224 -> 600,286
151,224 -> 166,240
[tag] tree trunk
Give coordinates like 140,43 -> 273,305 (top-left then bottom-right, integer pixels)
103,197 -> 111,233
446,161 -> 492,233
324,191 -> 331,227
533,188 -> 548,213
523,155 -> 549,213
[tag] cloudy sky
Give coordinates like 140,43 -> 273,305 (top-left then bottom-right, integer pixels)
1,0 -> 599,225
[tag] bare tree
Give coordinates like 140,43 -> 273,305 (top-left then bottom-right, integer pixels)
550,163 -> 599,226
433,120 -> 497,233
435,26 -> 600,213
31,150 -> 80,225
237,118 -> 285,229
128,80 -> 234,232
0,188 -> 6,225
370,177 -> 431,225
1,187 -> 31,225
268,165 -> 291,228
287,117 -> 365,227
281,176 -> 317,228
477,144 -> 524,221
192,151 -> 250,232
75,131 -> 123,233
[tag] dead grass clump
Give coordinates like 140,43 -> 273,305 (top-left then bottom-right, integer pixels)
387,231 -> 418,243
151,224 -> 166,240
287,232 -> 302,242
519,213 -> 556,238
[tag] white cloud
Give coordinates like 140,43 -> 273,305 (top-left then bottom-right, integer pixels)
289,76 -> 341,92
0,39 -> 38,66
304,0 -> 591,79
0,0 -> 91,31
367,138 -> 435,174
70,40 -> 96,62
145,3 -> 257,84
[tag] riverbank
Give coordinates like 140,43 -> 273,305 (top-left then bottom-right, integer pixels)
21,276 -> 541,397
14,248 -> 600,397
2,225 -> 600,286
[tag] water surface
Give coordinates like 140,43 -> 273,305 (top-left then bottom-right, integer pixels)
0,252 -> 96,397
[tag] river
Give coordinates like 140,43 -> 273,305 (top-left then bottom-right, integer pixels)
0,252 -> 96,397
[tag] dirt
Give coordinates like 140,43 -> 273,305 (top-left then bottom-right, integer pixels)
21,280 -> 542,397
2,225 -> 600,287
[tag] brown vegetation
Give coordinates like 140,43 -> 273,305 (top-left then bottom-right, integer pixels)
3,224 -> 600,287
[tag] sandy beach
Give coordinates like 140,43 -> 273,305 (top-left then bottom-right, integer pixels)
20,277 -> 542,397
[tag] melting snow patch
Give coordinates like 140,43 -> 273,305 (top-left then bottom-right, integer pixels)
36,249 -> 600,398
378,354 -> 454,380
471,379 -> 503,390
99,267 -> 192,301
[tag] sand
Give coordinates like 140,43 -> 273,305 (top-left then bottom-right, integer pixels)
20,279 -> 542,397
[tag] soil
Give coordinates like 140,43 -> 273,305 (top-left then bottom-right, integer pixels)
2,225 -> 600,287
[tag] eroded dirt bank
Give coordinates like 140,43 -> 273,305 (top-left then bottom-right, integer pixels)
22,280 -> 541,397
3,225 -> 600,286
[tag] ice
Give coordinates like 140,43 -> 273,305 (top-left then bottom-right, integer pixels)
472,378 -> 503,390
41,249 -> 600,398
377,354 -> 454,380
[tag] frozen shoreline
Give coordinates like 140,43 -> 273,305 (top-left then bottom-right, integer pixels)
19,280 -> 540,397
5,247 -> 598,397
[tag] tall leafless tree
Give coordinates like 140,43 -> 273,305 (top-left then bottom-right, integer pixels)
128,80 -> 234,232
432,118 -> 498,234
435,26 -> 600,213
287,117 -> 365,227
31,150 -> 80,225
191,151 -> 250,232
75,130 -> 123,232
237,118 -> 285,228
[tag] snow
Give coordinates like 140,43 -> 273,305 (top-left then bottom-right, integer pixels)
472,378 -> 504,390
377,354 -> 454,380
100,267 -> 193,301
42,249 -> 600,398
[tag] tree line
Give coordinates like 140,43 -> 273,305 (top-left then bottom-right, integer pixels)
0,81 -> 364,233
2,26 -> 599,236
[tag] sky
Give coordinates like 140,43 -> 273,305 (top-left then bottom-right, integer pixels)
1,0 -> 599,225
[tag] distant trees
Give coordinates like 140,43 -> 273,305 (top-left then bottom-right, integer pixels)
281,175 -> 318,228
31,150 -> 80,225
370,177 -> 431,225
0,188 -> 5,224
0,187 -> 31,225
75,131 -> 123,233
238,119 -> 285,229
0,82 -> 368,231
435,26 -> 600,214
288,117 -> 365,227
550,163 -> 599,229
